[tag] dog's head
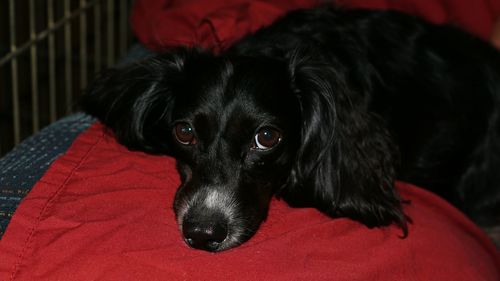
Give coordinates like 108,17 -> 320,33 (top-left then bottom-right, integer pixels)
81,48 -> 406,252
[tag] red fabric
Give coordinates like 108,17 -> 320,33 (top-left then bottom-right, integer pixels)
131,0 -> 319,52
336,0 -> 500,41
0,123 -> 498,280
131,0 -> 500,52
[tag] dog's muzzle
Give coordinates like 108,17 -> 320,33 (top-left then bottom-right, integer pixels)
177,188 -> 239,252
182,213 -> 229,251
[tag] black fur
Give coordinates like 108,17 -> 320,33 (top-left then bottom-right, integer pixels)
81,6 -> 500,251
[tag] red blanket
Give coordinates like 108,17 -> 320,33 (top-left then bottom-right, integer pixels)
131,0 -> 500,52
1,1 -> 500,279
0,124 -> 498,280
131,0 -> 318,52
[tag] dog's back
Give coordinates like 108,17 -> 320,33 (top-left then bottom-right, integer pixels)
229,6 -> 500,231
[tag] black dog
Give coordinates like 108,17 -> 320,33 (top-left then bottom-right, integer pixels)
81,6 -> 500,251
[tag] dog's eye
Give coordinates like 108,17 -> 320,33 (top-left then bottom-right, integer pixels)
254,127 -> 282,150
174,122 -> 197,145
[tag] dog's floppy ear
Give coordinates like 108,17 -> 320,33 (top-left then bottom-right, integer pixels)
80,48 -> 196,153
283,54 -> 408,234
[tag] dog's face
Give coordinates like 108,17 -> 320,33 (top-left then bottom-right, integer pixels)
81,48 -> 406,252
168,56 -> 301,251
83,49 -> 302,251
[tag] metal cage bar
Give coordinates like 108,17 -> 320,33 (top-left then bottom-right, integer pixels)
106,0 -> 115,67
0,0 -> 133,156
80,0 -> 88,90
0,1 -> 98,67
8,0 -> 20,145
64,0 -> 73,114
119,0 -> 128,58
94,1 -> 102,73
47,0 -> 57,123
29,0 -> 40,133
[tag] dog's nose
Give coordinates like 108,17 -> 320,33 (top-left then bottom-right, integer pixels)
182,221 -> 228,251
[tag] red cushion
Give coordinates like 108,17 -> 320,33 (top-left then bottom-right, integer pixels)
0,123 -> 498,280
130,0 -> 319,52
131,0 -> 500,52
337,0 -> 500,40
